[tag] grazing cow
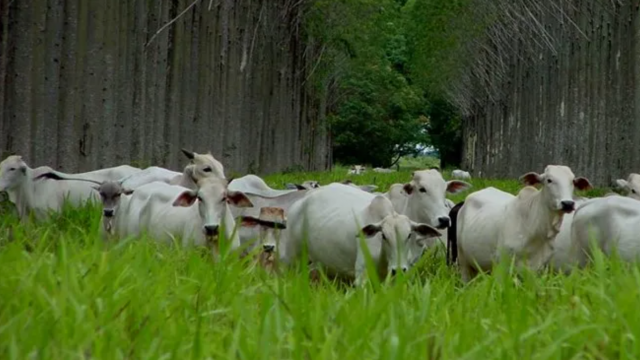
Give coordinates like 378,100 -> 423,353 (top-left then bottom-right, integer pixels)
569,196 -> 640,266
373,167 -> 396,173
282,183 -> 441,286
452,169 -> 471,180
33,172 -> 137,240
615,173 -> 640,200
241,207 -> 287,271
169,148 -> 226,189
133,178 -> 254,256
348,165 -> 366,175
453,165 -> 592,282
0,156 -> 99,220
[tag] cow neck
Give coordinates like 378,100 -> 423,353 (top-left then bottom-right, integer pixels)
11,167 -> 37,220
515,188 -> 565,244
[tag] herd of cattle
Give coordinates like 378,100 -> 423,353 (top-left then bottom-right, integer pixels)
1,150 -> 640,285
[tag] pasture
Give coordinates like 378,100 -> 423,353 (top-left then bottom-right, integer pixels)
1,167 -> 638,359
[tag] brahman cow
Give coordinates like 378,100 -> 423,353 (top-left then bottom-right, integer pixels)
615,173 -> 640,200
282,183 -> 441,286
453,165 -> 591,282
0,155 -> 99,220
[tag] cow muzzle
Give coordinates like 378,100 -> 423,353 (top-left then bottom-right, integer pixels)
436,216 -> 451,229
560,200 -> 575,213
390,267 -> 408,277
103,209 -> 115,218
203,225 -> 220,237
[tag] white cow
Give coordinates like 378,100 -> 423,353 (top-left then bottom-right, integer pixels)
569,196 -> 640,266
347,165 -> 366,175
451,169 -> 471,180
132,178 -> 253,256
0,155 -> 99,220
241,206 -> 287,272
32,160 -> 140,183
282,183 -> 441,285
615,173 -> 640,200
454,165 -> 592,282
119,166 -> 181,189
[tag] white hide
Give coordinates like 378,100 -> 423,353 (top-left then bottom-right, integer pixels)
569,196 -> 640,266
615,173 -> 640,200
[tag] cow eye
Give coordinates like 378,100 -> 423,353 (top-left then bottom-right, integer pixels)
419,188 -> 427,193
8,167 -> 15,171
546,179 -> 553,184
203,167 -> 212,173
632,189 -> 637,194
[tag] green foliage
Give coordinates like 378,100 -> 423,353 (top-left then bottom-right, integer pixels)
0,169 -> 636,358
304,0 -> 430,167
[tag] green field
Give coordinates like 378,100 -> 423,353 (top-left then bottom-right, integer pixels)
1,167 -> 638,359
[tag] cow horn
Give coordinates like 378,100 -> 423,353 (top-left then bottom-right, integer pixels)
181,148 -> 195,160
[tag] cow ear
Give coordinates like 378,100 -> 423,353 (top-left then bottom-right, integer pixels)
122,189 -> 134,196
181,148 -> 195,160
239,216 -> 260,227
616,179 -> 629,190
574,177 -> 593,191
412,223 -> 441,238
403,183 -> 414,195
446,180 -> 471,194
520,172 -> 542,186
361,224 -> 382,238
172,191 -> 198,207
227,191 -> 253,208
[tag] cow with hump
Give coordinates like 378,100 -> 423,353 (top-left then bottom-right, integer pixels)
452,165 -> 592,282
0,155 -> 99,220
282,183 -> 441,286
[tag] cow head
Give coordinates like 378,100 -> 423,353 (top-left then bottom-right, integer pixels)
402,169 -> 471,229
180,148 -> 226,183
520,165 -> 592,213
240,207 -> 287,254
172,178 -> 253,242
0,156 -> 28,192
616,173 -> 640,200
361,197 -> 441,277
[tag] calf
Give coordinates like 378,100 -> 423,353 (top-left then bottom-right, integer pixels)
454,165 -> 591,282
241,207 -> 287,271
0,156 -> 99,220
282,183 -> 441,286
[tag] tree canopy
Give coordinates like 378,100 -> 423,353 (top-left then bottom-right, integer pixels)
303,0 -> 470,168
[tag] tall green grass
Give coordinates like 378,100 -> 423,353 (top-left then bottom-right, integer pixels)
0,168 -> 635,359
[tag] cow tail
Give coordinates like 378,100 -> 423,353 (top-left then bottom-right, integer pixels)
447,201 -> 464,266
